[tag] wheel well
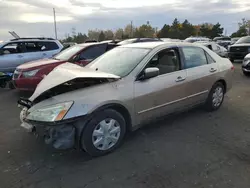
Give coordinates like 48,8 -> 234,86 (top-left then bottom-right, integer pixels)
95,104 -> 132,131
216,79 -> 227,92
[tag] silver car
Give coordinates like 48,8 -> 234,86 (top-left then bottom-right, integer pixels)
19,42 -> 234,156
0,38 -> 63,72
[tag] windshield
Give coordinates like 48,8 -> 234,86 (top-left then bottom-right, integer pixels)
236,36 -> 250,44
87,47 -> 150,77
53,45 -> 84,61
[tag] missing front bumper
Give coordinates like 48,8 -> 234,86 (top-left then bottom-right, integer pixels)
21,122 -> 76,150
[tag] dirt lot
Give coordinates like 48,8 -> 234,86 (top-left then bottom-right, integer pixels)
1,63 -> 250,188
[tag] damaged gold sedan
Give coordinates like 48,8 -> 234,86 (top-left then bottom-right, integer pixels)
18,42 -> 233,156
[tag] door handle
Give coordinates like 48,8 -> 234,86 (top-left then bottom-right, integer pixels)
42,53 -> 47,56
18,55 -> 23,58
175,76 -> 186,82
210,68 -> 217,73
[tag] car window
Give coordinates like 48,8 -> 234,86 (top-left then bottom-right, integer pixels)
88,47 -> 150,77
54,45 -> 84,61
2,42 -> 25,54
147,48 -> 180,75
106,44 -> 118,51
79,44 -> 107,60
182,47 -> 208,68
37,42 -> 59,51
211,44 -> 217,51
205,52 -> 216,64
23,42 -> 40,52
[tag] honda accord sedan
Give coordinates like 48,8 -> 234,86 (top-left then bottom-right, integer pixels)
18,42 -> 234,156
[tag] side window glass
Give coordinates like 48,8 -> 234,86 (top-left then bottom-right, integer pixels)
79,44 -> 106,60
182,47 -> 207,69
24,42 -> 39,52
211,44 -> 217,51
205,52 -> 216,64
147,48 -> 180,75
2,42 -> 23,54
37,42 -> 59,51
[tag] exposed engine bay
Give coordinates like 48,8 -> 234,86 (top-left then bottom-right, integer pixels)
18,77 -> 116,108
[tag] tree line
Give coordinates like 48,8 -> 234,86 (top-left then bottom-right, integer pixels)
62,18 -> 250,43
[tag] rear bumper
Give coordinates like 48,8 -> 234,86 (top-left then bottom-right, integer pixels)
13,77 -> 42,91
228,52 -> 248,60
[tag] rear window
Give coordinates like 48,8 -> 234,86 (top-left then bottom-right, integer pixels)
79,44 -> 107,60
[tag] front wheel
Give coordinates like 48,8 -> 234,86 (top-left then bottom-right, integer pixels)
205,82 -> 225,111
80,109 -> 126,156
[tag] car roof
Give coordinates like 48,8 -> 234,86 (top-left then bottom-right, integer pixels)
118,41 -> 198,49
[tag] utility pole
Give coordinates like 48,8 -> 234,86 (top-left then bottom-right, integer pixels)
53,8 -> 58,39
130,20 -> 133,38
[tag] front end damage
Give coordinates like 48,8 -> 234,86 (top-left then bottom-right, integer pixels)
18,63 -> 120,150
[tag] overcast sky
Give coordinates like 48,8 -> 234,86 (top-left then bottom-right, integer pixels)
0,0 -> 249,40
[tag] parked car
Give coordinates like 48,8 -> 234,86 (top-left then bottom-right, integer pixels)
118,38 -> 162,45
184,37 -> 211,43
228,36 -> 250,62
13,42 -> 118,91
213,36 -> 231,42
195,41 -> 228,57
18,42 -> 233,156
230,37 -> 240,45
242,53 -> 250,76
0,38 -> 63,73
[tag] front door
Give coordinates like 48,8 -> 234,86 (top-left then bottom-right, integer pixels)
0,42 -> 24,72
134,48 -> 188,125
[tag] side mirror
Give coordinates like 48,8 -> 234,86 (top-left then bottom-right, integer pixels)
140,67 -> 159,80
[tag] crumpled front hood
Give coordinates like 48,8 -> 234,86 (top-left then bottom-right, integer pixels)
29,63 -> 120,102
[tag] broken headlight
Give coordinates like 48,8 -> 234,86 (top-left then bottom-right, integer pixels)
26,101 -> 73,122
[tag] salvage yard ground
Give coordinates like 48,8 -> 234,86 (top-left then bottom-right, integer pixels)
1,63 -> 250,188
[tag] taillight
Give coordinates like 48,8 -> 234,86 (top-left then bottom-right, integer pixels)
231,65 -> 234,70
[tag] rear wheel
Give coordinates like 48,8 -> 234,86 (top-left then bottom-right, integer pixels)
80,109 -> 126,156
205,82 -> 225,111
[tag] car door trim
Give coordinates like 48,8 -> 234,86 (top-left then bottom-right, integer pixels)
138,90 -> 208,114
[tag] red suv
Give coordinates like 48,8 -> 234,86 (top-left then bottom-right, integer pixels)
13,42 -> 118,91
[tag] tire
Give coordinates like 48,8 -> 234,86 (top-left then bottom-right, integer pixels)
80,109 -> 126,156
243,71 -> 250,76
205,82 -> 225,111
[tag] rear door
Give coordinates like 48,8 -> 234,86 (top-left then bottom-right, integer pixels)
37,41 -> 60,58
134,47 -> 188,125
181,46 -> 219,105
21,41 -> 43,64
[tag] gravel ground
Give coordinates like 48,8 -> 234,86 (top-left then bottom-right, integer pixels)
1,63 -> 250,188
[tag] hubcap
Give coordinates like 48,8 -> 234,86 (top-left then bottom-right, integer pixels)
92,118 -> 121,151
212,86 -> 224,107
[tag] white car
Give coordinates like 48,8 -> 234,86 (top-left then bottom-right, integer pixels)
0,38 -> 63,72
195,41 -> 228,58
